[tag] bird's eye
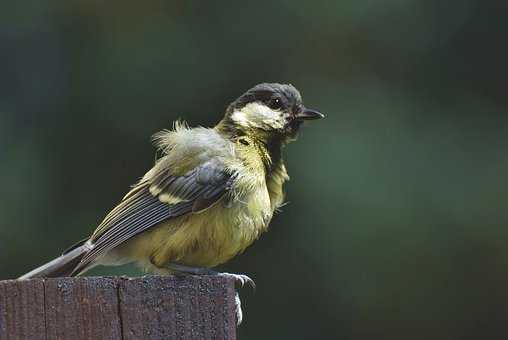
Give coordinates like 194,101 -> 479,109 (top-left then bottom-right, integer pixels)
268,98 -> 283,110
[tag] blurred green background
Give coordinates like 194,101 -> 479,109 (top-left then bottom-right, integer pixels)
1,1 -> 508,339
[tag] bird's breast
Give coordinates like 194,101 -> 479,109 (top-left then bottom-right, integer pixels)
130,180 -> 273,270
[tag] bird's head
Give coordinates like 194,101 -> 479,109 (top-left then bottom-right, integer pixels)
220,83 -> 324,144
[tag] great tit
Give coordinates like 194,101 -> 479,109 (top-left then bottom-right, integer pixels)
19,83 -> 323,320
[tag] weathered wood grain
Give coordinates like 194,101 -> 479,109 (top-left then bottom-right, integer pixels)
0,275 -> 237,340
44,277 -> 122,340
0,279 -> 46,340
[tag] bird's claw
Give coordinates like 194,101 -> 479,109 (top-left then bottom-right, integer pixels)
234,292 -> 243,325
219,272 -> 256,290
217,272 -> 254,325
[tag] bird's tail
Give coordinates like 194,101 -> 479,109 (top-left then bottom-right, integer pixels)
18,240 -> 90,280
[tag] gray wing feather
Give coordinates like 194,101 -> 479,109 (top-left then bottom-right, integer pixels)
72,159 -> 235,275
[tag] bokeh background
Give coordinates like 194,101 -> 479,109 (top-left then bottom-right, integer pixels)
1,1 -> 508,339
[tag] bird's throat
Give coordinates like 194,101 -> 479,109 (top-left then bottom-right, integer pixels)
216,119 -> 284,173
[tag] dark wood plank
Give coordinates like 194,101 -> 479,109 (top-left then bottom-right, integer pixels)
0,275 -> 237,340
119,275 -> 237,340
0,279 -> 46,340
44,277 -> 122,340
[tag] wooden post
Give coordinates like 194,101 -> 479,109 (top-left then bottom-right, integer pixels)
0,275 -> 237,340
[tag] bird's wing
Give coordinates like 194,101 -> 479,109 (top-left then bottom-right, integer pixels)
72,157 -> 236,275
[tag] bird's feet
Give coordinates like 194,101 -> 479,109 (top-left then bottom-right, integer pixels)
217,272 -> 256,290
165,262 -> 255,289
212,272 -> 254,325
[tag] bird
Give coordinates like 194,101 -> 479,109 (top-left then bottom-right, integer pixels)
18,83 -> 323,321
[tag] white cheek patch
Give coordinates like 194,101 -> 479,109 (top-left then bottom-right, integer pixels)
232,102 -> 285,130
231,110 -> 249,126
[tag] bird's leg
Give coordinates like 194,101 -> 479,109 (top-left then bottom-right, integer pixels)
166,262 -> 255,289
166,262 -> 255,325
166,262 -> 216,275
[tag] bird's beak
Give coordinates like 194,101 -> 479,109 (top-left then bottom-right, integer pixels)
295,108 -> 325,121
